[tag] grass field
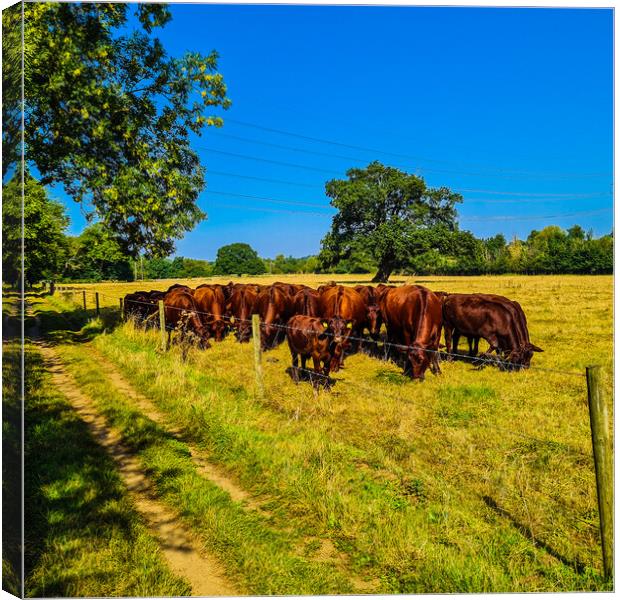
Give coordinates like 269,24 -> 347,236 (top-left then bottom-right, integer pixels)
29,274 -> 613,593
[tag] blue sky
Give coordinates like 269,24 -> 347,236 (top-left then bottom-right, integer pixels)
56,4 -> 613,260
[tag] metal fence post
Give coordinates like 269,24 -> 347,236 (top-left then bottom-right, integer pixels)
252,314 -> 265,400
119,298 -> 124,320
586,365 -> 613,581
95,292 -> 100,316
82,290 -> 87,311
159,300 -> 167,351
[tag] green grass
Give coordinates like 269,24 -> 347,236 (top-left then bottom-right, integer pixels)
52,342 -> 354,595
31,275 -> 613,593
21,338 -> 191,597
3,328 -> 22,596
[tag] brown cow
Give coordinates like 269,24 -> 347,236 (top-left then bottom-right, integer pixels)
318,285 -> 367,363
292,288 -> 321,317
379,285 -> 443,380
254,285 -> 293,350
286,315 -> 347,384
193,285 -> 227,341
226,285 -> 258,342
163,289 -> 210,349
123,291 -> 156,323
442,294 -> 542,369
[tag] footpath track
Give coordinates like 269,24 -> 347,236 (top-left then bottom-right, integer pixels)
87,344 -> 265,511
25,296 -> 238,596
85,342 -> 375,592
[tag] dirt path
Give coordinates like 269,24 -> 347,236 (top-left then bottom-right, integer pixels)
36,341 -> 238,597
87,344 -> 379,593
88,345 -> 264,510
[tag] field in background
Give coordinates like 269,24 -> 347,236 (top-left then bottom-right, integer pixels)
41,274 -> 612,592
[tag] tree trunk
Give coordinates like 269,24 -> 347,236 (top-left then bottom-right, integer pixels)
371,263 -> 393,283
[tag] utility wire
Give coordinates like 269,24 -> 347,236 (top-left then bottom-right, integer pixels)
224,118 -> 612,180
206,166 -> 611,200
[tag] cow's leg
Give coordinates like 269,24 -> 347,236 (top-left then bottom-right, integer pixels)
472,337 -> 480,357
444,327 -> 453,360
290,351 -> 300,382
452,330 -> 461,355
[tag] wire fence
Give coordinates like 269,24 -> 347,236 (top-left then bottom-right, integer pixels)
54,283 -> 612,579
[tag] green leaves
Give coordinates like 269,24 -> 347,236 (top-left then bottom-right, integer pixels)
12,3 -> 231,257
213,243 -> 266,276
319,161 -> 463,282
2,173 -> 69,286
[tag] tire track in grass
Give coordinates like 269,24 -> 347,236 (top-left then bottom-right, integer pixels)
88,344 -> 264,511
37,342 -> 238,597
87,343 -> 378,593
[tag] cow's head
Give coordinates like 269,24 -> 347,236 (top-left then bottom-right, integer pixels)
321,317 -> 348,372
406,345 -> 432,380
513,342 -> 543,369
324,317 -> 349,345
366,304 -> 382,338
211,318 -> 227,342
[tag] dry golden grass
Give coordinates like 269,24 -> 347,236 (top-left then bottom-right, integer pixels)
56,274 -> 613,591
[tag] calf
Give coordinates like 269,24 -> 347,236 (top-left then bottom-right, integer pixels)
286,315 -> 347,384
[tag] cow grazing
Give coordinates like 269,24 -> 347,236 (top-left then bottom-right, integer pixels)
379,285 -> 443,380
193,285 -> 227,341
254,285 -> 293,350
318,285 -> 366,363
292,288 -> 321,317
442,293 -> 542,369
226,285 -> 258,342
163,289 -> 210,349
286,315 -> 347,385
123,291 -> 156,323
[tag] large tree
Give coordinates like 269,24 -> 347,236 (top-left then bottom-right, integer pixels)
319,161 -> 463,282
213,243 -> 266,277
3,3 -> 230,256
64,223 -> 133,281
2,173 -> 69,287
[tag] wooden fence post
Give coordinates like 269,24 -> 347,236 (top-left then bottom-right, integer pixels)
586,365 -> 613,581
82,290 -> 87,311
95,292 -> 100,316
119,298 -> 124,320
158,300 -> 167,351
251,314 -> 265,400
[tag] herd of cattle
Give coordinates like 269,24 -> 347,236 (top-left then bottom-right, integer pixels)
123,281 -> 543,381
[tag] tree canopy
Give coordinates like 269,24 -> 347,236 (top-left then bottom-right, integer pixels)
319,161 -> 463,282
213,243 -> 266,277
2,173 -> 69,287
4,2 -> 230,257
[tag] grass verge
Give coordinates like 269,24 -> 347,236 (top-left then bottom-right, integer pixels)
23,340 -> 191,597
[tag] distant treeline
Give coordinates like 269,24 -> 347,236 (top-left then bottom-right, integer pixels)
4,168 -> 612,288
57,226 -> 612,283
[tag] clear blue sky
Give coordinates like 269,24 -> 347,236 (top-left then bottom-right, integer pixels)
57,4 -> 613,260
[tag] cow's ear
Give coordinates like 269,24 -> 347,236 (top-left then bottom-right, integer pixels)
346,322 -> 353,329
528,344 -> 543,352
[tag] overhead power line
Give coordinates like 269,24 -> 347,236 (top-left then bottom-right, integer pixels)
460,207 -> 612,222
204,191 -> 611,223
204,169 -> 611,204
197,146 -> 342,176
224,117 -> 612,180
206,190 -> 334,209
